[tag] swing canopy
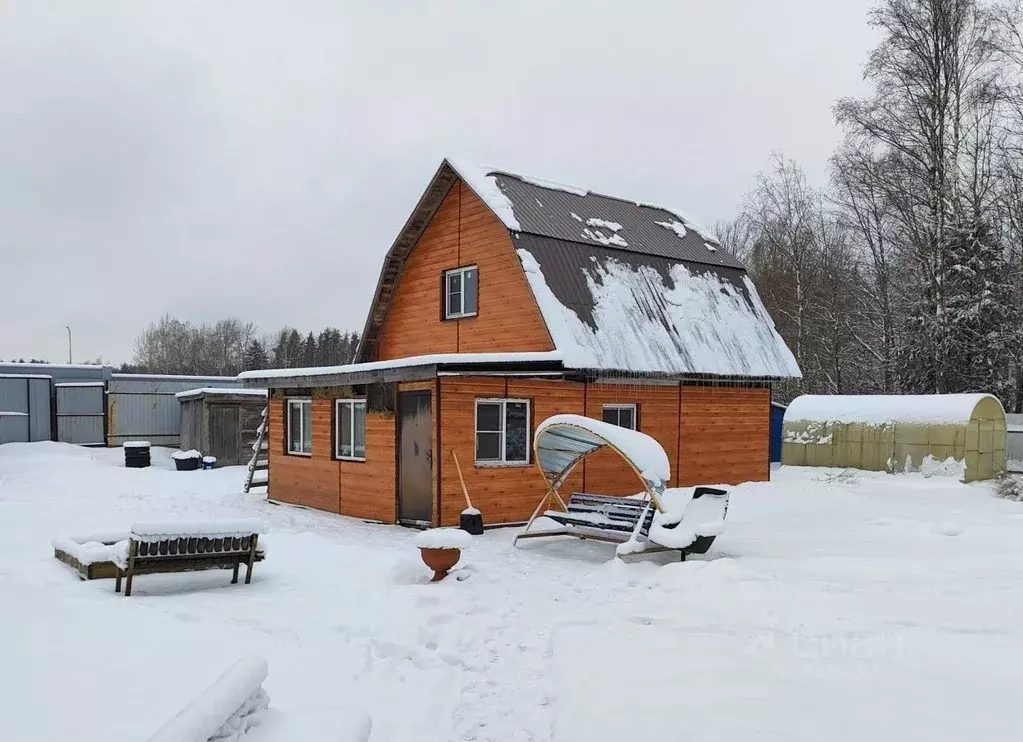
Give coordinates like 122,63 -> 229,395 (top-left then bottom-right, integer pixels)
533,414 -> 671,496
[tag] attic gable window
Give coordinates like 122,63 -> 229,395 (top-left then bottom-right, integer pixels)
444,266 -> 478,319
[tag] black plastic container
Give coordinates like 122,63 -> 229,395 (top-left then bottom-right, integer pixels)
174,456 -> 200,471
124,442 -> 151,469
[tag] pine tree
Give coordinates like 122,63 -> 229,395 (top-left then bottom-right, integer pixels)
284,330 -> 303,368
300,332 -> 317,367
243,339 -> 269,371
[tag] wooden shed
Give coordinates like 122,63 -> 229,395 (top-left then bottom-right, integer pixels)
176,388 -> 267,466
782,394 -> 1007,482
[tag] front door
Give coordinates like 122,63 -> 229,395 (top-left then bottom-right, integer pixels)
398,391 -> 433,524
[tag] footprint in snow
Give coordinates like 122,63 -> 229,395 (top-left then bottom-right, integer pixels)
931,522 -> 964,537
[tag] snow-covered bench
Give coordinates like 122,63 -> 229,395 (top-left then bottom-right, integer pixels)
113,519 -> 266,597
541,487 -> 729,559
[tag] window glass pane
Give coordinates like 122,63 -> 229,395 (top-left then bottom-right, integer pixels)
476,402 -> 501,432
353,402 -> 366,458
620,407 -> 635,430
601,407 -> 618,426
505,402 -> 528,462
446,272 -> 462,316
339,402 -> 352,457
289,402 -> 302,453
476,431 -> 501,461
302,402 -> 312,454
463,268 -> 478,315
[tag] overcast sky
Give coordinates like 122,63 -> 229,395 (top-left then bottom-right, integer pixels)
0,0 -> 878,365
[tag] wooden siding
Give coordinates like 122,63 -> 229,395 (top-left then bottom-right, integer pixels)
267,381 -> 772,526
583,384 -> 680,497
375,182 -> 554,360
339,412 -> 395,522
268,399 -> 340,513
438,377 -> 585,526
267,397 -> 396,521
679,386 -> 771,486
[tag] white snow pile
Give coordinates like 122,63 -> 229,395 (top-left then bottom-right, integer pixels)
585,217 -> 623,232
581,226 -> 628,248
52,532 -> 128,565
786,394 -> 999,426
445,159 -> 521,230
148,654 -> 269,742
516,248 -> 801,377
655,219 -> 687,240
131,518 -> 267,541
0,410 -> 29,416
123,440 -> 151,449
461,507 -> 481,516
920,455 -> 967,479
640,201 -> 720,243
414,528 -> 473,550
704,241 -> 718,252
535,413 -> 671,488
647,489 -> 728,550
172,450 -> 203,460
203,456 -> 218,465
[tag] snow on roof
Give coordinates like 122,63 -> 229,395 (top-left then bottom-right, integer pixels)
55,381 -> 105,387
176,387 -> 268,400
0,373 -> 51,380
785,394 -> 1002,426
535,413 -> 671,489
445,159 -> 521,231
238,351 -> 563,381
112,373 -> 238,382
0,411 -> 29,416
516,248 -> 801,377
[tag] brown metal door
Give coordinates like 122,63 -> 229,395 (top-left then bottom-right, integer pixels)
398,391 -> 433,524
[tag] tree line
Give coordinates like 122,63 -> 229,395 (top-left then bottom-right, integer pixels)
723,0 -> 1023,411
125,316 -> 360,376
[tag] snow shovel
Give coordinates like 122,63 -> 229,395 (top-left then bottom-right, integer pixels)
451,450 -> 484,535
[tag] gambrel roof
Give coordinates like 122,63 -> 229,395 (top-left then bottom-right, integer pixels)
358,160 -> 801,380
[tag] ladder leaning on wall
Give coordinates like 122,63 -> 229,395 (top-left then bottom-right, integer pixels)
244,406 -> 269,494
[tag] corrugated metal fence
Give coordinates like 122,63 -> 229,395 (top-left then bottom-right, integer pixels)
106,374 -> 240,447
0,374 -> 52,444
0,365 -> 241,448
55,383 -> 107,445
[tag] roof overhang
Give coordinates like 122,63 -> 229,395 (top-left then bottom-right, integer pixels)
239,352 -> 565,390
356,161 -> 461,364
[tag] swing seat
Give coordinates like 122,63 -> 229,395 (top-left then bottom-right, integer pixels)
542,493 -> 656,542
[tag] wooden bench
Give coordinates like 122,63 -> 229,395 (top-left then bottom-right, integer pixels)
112,520 -> 265,597
537,487 -> 728,558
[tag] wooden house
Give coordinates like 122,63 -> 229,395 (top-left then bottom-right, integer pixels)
239,160 -> 801,526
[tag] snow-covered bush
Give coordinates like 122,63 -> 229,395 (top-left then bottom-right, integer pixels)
994,473 -> 1023,501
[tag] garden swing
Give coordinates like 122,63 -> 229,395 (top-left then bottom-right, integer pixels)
514,414 -> 729,559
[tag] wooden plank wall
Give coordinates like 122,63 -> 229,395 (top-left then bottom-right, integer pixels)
375,182 -> 554,360
266,397 -> 396,521
267,381 -> 772,526
679,386 -> 771,486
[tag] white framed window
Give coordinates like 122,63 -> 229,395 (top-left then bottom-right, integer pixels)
602,403 -> 637,430
444,265 -> 478,319
287,399 -> 312,455
475,398 -> 530,465
335,399 -> 367,461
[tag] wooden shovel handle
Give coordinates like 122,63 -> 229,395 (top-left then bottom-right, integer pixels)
451,450 -> 473,509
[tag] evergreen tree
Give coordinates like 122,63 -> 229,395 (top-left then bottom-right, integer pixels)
283,329 -> 303,368
243,339 -> 269,371
300,332 -> 317,367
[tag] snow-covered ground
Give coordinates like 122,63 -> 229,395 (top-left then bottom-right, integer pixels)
2,442 -> 1023,741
